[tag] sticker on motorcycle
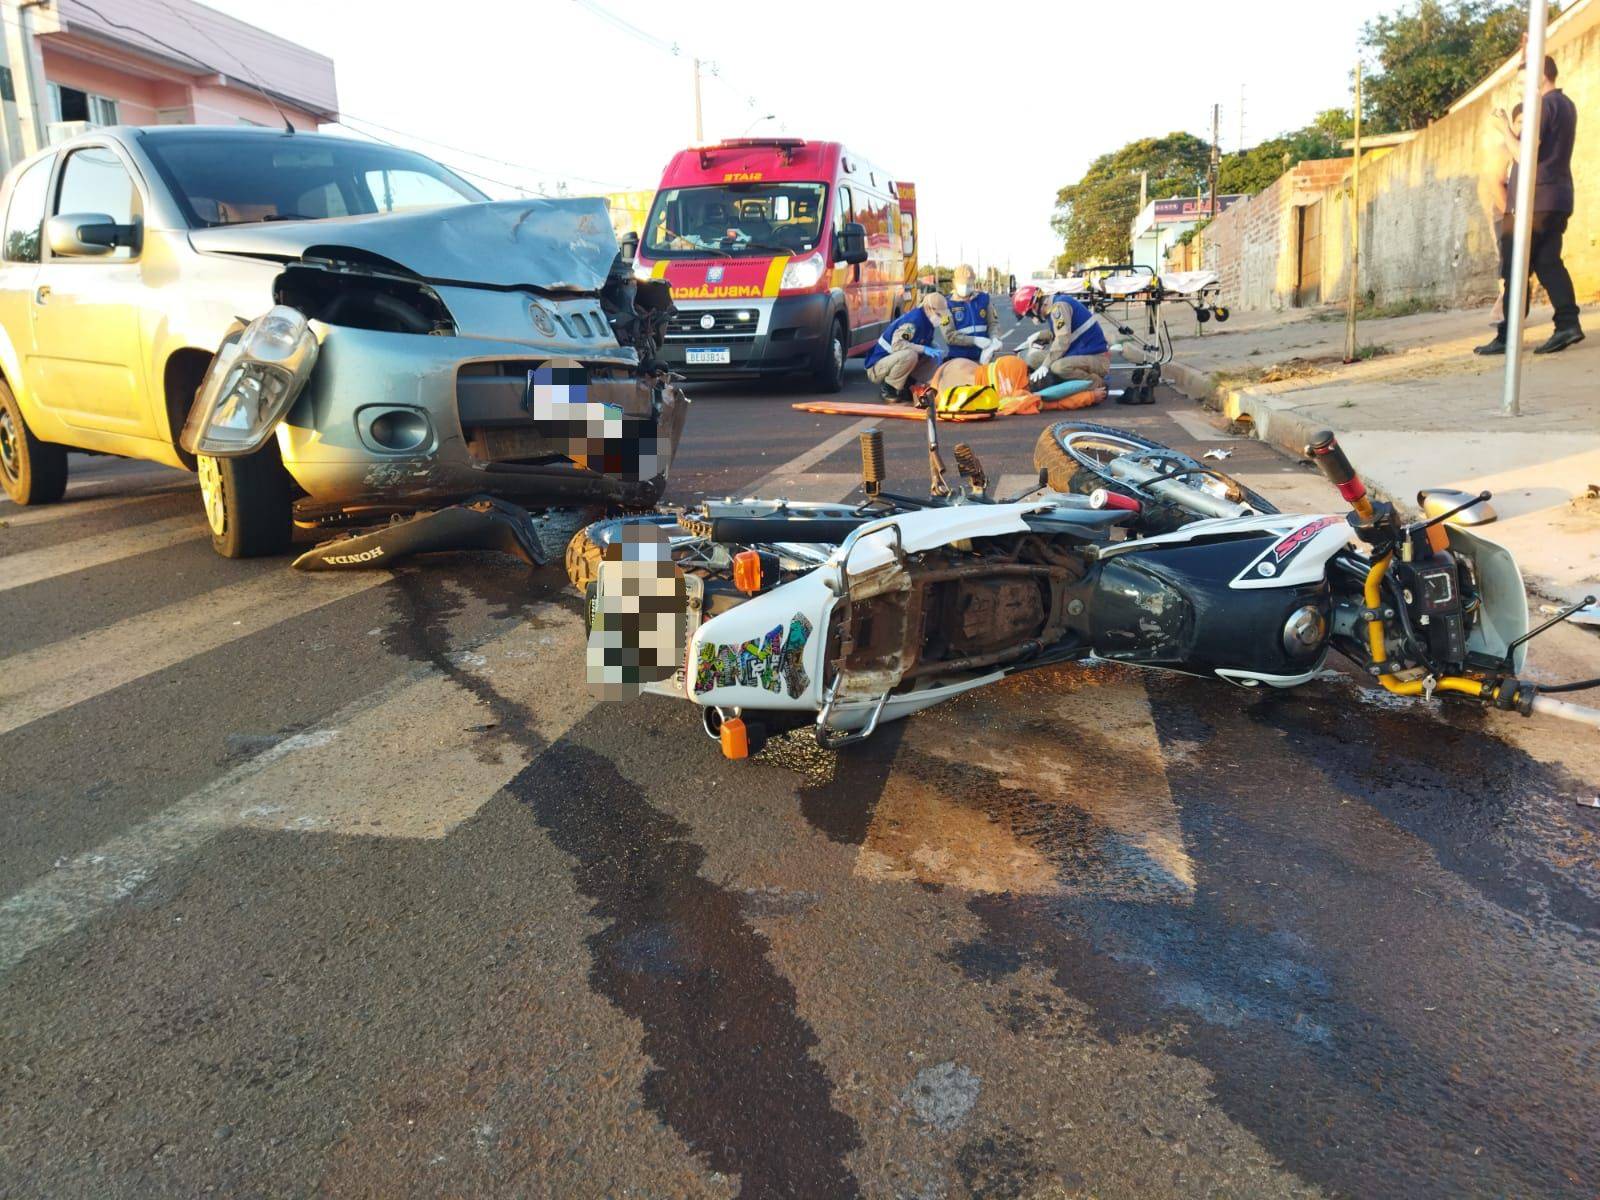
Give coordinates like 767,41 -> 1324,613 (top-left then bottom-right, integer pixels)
1270,515 -> 1343,562
694,613 -> 813,699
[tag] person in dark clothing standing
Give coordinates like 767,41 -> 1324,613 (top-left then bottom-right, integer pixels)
1476,54 -> 1584,356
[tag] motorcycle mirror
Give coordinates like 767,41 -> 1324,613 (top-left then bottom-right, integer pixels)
1417,487 -> 1497,526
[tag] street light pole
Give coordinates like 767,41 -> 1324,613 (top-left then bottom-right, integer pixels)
1503,0 -> 1549,417
692,57 -> 704,144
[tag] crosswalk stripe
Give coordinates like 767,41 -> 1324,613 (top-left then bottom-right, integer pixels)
0,570 -> 386,736
0,483 -> 196,529
0,514 -> 205,590
0,606 -> 592,975
856,667 -> 1193,899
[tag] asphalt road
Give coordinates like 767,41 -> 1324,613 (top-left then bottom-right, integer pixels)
3,314 -> 1599,1199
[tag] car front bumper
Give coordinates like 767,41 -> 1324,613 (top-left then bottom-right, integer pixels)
276,307 -> 686,520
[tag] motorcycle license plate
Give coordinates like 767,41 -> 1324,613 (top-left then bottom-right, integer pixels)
686,347 -> 731,365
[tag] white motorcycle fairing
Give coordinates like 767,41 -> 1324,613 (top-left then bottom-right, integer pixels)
1101,511 -> 1355,590
685,501 -> 1062,719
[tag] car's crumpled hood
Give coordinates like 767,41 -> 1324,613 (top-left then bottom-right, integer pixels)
188,198 -> 620,292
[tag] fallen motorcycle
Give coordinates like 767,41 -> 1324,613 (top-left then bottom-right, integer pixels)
577,410 -> 1600,758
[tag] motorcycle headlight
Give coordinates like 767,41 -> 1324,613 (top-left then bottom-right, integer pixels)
632,258 -> 655,282
780,252 -> 825,290
180,306 -> 318,458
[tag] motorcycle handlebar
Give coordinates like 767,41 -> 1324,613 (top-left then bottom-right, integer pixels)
1306,430 -> 1376,521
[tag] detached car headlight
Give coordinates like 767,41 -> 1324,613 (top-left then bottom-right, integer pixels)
780,252 -> 825,290
179,306 -> 318,458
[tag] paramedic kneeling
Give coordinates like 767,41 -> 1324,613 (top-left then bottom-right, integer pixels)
1022,293 -> 1111,385
866,292 -> 953,402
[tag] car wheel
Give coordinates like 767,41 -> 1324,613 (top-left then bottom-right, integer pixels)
196,441 -> 294,558
0,378 -> 67,505
811,318 -> 847,393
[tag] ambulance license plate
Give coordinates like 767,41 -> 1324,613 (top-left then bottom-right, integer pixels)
686,347 -> 731,365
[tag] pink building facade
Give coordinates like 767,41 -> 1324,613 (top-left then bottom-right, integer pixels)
0,0 -> 337,173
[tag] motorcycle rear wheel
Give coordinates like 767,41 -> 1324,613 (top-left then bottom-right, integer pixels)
1034,421 -> 1278,531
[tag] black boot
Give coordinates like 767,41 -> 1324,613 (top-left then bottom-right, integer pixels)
1473,337 -> 1506,355
1533,327 -> 1586,354
879,381 -> 904,404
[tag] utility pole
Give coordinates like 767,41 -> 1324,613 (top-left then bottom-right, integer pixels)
1345,60 -> 1363,363
1238,84 -> 1245,152
1208,103 -> 1220,218
1138,170 -> 1148,213
691,57 -> 704,143
5,0 -> 54,163
1504,0 -> 1548,418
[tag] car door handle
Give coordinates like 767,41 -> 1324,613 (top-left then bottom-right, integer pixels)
34,285 -> 49,305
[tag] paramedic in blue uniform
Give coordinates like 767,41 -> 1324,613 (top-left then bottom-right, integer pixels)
1020,292 -> 1112,385
945,264 -> 1001,363
866,291 -> 953,402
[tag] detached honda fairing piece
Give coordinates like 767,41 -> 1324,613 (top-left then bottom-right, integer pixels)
0,127 -> 683,559
578,417 -> 1600,759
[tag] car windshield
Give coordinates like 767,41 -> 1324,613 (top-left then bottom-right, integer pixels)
139,132 -> 487,228
643,182 -> 827,257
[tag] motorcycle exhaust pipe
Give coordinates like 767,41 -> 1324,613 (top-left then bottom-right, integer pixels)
1106,457 -> 1250,520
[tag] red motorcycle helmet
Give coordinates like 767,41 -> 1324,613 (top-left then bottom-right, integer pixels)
1012,285 -> 1041,320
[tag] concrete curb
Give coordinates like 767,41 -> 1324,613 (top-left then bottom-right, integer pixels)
1164,362 -> 1346,476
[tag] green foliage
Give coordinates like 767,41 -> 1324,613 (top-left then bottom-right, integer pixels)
1051,132 -> 1210,266
1361,0 -> 1548,132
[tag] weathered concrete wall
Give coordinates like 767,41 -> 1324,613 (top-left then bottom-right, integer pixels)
1202,0 -> 1599,311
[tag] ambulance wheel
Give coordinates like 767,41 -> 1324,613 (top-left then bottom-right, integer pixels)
811,318 -> 847,393
1213,306 -> 1230,323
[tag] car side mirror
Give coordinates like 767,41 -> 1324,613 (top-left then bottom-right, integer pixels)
618,229 -> 639,263
835,221 -> 868,266
47,212 -> 127,257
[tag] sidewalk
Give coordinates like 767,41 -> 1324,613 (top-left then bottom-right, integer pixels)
1157,302 -> 1600,604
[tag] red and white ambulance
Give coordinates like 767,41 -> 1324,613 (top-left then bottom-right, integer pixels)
634,138 -> 915,391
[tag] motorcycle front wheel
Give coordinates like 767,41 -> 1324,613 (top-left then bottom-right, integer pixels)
1034,421 -> 1279,532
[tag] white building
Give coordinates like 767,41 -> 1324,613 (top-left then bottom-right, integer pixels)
1130,194 -> 1244,273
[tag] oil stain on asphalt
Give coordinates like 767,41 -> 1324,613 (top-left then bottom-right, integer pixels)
511,742 -> 864,1199
944,673 -> 1598,1199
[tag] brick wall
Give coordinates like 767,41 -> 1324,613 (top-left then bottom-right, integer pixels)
1198,160 -> 1352,310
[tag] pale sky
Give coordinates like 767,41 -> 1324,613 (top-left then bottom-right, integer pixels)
201,0 -> 1402,275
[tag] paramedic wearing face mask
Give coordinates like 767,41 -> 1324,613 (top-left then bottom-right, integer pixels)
945,264 -> 1001,363
1021,292 -> 1111,385
865,291 -> 954,402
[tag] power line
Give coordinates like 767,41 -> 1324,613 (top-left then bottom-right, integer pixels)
568,0 -> 789,136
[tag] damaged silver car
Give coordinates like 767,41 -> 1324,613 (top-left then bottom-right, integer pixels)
0,126 -> 683,559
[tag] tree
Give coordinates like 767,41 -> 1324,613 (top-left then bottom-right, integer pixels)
1361,0 -> 1547,132
1051,132 -> 1210,266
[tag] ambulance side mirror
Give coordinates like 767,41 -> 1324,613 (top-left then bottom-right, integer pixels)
835,222 -> 868,266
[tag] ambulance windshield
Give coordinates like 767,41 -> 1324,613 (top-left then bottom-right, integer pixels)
643,183 -> 828,257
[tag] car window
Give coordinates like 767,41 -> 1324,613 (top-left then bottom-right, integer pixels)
139,133 -> 486,227
363,169 -> 472,214
55,146 -> 139,260
3,156 -> 52,264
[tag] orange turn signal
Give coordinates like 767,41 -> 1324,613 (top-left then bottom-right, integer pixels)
733,550 -> 763,594
719,717 -> 749,759
1425,523 -> 1450,554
